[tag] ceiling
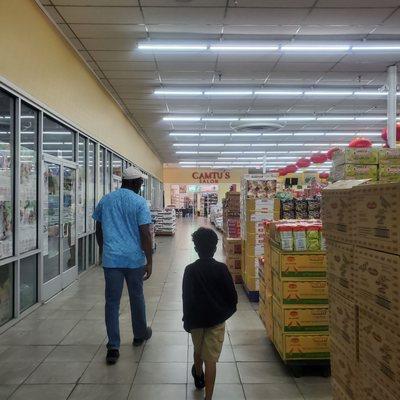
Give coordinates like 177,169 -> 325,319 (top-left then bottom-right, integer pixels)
38,0 -> 400,169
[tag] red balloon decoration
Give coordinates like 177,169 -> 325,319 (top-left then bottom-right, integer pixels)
381,123 -> 400,141
310,153 -> 327,164
319,172 -> 329,179
285,164 -> 298,174
296,158 -> 311,168
348,137 -> 372,148
326,147 -> 340,160
278,168 -> 288,176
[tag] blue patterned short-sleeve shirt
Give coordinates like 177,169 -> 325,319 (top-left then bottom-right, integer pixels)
92,188 -> 152,268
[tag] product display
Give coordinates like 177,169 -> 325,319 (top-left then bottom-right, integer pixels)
155,208 -> 176,236
322,180 -> 400,399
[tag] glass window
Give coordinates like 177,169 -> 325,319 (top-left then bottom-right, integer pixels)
0,263 -> 13,326
112,154 -> 122,190
105,151 -> 111,194
87,141 -> 95,231
0,90 -> 14,259
88,233 -> 96,266
63,167 -> 76,271
20,255 -> 37,312
98,146 -> 105,201
43,115 -> 74,161
20,103 -> 38,254
78,237 -> 86,274
77,135 -> 86,235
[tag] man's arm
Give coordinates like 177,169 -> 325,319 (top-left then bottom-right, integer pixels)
140,224 -> 153,280
95,222 -> 103,255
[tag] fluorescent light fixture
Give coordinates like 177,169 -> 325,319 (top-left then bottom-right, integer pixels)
181,165 -> 197,168
354,91 -> 387,96
279,117 -> 316,121
305,91 -> 353,96
202,117 -> 239,121
43,131 -> 72,134
330,143 -> 348,146
237,157 -> 258,160
243,151 -> 265,154
210,45 -> 279,51
20,115 -> 35,119
372,143 -> 382,147
255,90 -> 303,96
231,133 -> 261,137
251,143 -> 277,147
179,161 -> 196,164
356,132 -> 381,136
266,151 -> 289,154
263,133 -> 293,137
289,151 -> 311,154
225,143 -> 251,147
163,116 -> 201,121
352,45 -> 400,51
200,133 -> 231,136
138,43 -> 207,51
240,117 -> 278,121
218,157 -> 236,160
169,133 -> 199,136
304,143 -> 330,146
317,116 -> 355,121
221,151 -> 243,154
204,91 -> 252,96
176,151 -> 198,154
325,132 -> 356,136
277,143 -> 304,146
282,45 -> 350,52
173,143 -> 198,147
155,90 -> 203,95
198,143 -> 224,146
198,151 -> 220,154
355,116 -> 387,121
293,132 -> 325,136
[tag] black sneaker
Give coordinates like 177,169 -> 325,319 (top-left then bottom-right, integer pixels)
106,348 -> 120,365
191,364 -> 205,390
133,326 -> 153,347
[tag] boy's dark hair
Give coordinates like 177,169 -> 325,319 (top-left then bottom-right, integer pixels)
192,227 -> 218,257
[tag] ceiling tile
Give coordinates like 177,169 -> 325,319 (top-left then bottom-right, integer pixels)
157,61 -> 216,72
274,61 -> 336,72
89,50 -> 154,61
104,70 -> 159,79
78,50 -> 94,61
51,0 -> 138,4
95,61 -> 156,70
304,8 -> 393,25
69,24 -> 146,38
80,38 -> 139,50
315,0 -> 400,6
147,24 -> 223,35
228,0 -> 315,6
142,7 -> 226,24
44,6 -> 64,23
225,9 -> 310,25
216,61 -> 275,73
55,6 -> 143,24
141,0 -> 227,5
297,25 -> 376,36
58,23 -> 76,38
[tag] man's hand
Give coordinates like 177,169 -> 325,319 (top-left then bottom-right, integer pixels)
143,263 -> 152,281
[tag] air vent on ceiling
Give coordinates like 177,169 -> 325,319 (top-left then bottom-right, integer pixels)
230,121 -> 284,132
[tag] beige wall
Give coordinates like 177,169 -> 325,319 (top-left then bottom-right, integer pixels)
0,0 -> 163,179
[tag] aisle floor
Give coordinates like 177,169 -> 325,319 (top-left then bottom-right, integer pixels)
0,218 -> 331,400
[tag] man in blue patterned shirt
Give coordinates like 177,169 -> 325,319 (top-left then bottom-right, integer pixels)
93,166 -> 153,365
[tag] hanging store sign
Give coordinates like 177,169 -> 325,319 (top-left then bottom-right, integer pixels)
192,171 -> 231,184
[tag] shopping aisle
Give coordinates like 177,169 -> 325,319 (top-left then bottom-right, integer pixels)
0,218 -> 331,400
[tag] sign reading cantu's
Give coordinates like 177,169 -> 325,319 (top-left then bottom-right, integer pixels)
192,171 -> 231,183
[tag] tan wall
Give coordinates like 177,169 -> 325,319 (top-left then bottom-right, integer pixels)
0,0 -> 163,180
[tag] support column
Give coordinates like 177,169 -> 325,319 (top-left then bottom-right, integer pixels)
387,65 -> 398,148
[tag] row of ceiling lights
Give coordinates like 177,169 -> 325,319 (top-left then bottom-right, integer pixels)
173,143 -> 380,147
164,115 -> 396,122
156,89 -> 399,97
169,132 -> 381,137
138,42 -> 400,52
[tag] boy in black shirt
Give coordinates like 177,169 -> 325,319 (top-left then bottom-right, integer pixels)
182,227 -> 238,400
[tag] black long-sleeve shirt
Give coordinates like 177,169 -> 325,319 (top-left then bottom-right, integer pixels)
182,258 -> 238,332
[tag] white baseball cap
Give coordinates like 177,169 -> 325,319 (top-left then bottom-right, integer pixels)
122,166 -> 146,180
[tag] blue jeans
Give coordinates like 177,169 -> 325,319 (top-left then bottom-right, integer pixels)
103,267 -> 147,349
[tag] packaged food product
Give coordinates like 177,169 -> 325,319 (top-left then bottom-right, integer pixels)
378,148 -> 400,165
281,199 -> 295,211
306,225 -> 321,251
307,198 -> 321,211
293,225 -> 307,251
333,148 -> 379,166
379,165 -> 400,182
278,225 -> 293,251
282,211 -> 296,220
320,230 -> 326,251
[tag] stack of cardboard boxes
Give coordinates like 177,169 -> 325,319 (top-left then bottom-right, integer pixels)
322,180 -> 400,400
331,147 -> 400,182
240,174 -> 278,300
222,192 -> 242,283
260,221 -> 330,362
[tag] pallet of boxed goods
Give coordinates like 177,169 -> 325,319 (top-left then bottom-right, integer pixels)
240,174 -> 278,302
155,208 -> 176,236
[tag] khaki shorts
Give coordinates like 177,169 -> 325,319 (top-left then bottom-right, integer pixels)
191,323 -> 225,362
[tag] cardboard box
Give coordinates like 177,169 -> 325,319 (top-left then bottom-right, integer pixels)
330,340 -> 358,400
245,220 -> 266,235
246,198 -> 276,213
272,273 -> 328,305
332,163 -> 378,181
379,165 -> 400,182
265,293 -> 273,340
224,238 -> 242,256
245,255 -> 259,276
322,180 -> 360,243
273,319 -> 330,360
226,256 -> 242,271
326,240 -> 355,301
379,148 -> 400,166
331,379 -> 354,400
259,278 -> 266,302
353,182 -> 400,255
358,308 -> 400,394
271,246 -> 326,278
333,147 -> 379,166
358,367 -> 398,400
246,233 -> 265,248
245,274 -> 259,292
273,298 -> 329,332
354,246 -> 400,329
258,297 -> 266,326
329,288 -> 358,361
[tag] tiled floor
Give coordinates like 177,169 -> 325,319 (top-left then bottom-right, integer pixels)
0,218 -> 332,399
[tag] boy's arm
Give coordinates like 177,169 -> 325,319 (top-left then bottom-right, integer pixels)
221,265 -> 238,307
182,268 -> 192,331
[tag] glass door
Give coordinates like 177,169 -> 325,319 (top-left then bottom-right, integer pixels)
42,155 -> 77,300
